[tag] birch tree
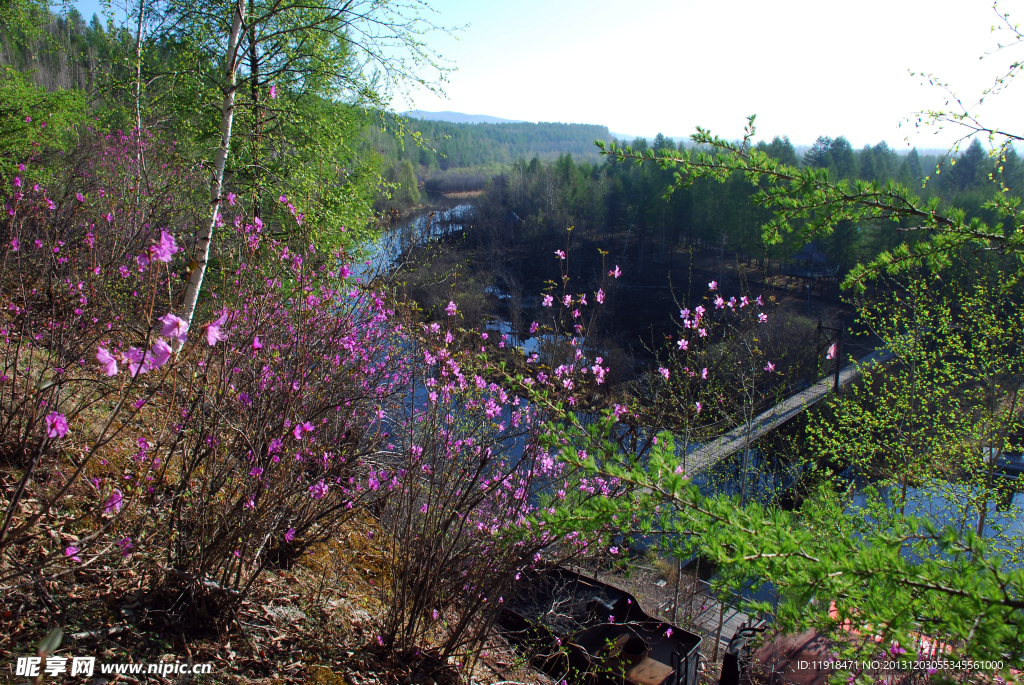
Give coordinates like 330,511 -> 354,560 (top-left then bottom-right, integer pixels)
148,0 -> 453,329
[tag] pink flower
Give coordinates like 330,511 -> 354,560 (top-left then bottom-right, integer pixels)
149,338 -> 173,369
75,192 -> 85,202
252,336 -> 263,350
554,249 -> 566,260
563,294 -> 572,307
530,321 -> 539,334
542,294 -> 553,307
309,480 -> 328,499
269,85 -> 277,99
159,312 -> 189,344
136,254 -> 150,269
294,421 -> 315,440
714,296 -> 725,309
659,367 -> 670,380
117,537 -> 133,555
10,238 -> 18,251
826,342 -> 837,360
125,347 -> 147,376
695,401 -> 702,413
96,346 -> 119,376
609,546 -> 618,554
609,265 -> 621,279
701,367 -> 708,379
149,231 -> 178,263
764,361 -> 775,373
204,311 -> 229,345
665,627 -> 673,638
105,489 -> 123,514
596,288 -> 605,304
445,301 -> 457,316
65,546 -> 82,563
285,527 -> 295,542
677,339 -> 688,351
226,192 -> 237,205
45,412 -> 68,439
340,264 -> 352,279
708,280 -> 717,290
432,609 -> 439,620
758,312 -> 768,323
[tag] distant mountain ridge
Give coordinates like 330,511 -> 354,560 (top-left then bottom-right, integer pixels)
403,110 -> 529,125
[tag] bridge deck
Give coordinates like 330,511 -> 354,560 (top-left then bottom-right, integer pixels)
681,348 -> 895,477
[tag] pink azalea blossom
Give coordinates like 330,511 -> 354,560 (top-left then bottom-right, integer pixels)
826,342 -> 837,360
117,537 -> 133,556
105,489 -> 123,514
148,230 -> 179,263
159,312 -> 189,344
677,339 -> 689,351
204,311 -> 229,345
294,421 -> 315,440
609,265 -> 621,279
75,192 -> 85,202
96,346 -> 119,376
708,280 -> 717,290
252,336 -> 263,350
554,249 -> 566,259
149,338 -> 173,369
125,347 -> 146,376
226,192 -> 237,205
530,321 -> 538,334
10,238 -> 18,251
758,312 -> 768,323
269,85 -> 277,99
65,546 -> 82,563
659,367 -> 670,380
45,412 -> 69,439
695,402 -> 702,414
285,527 -> 295,542
542,294 -> 554,307
596,288 -> 605,304
446,301 -> 457,316
309,480 -> 328,499
764,361 -> 775,373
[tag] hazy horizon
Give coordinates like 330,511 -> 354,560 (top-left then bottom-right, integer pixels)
71,0 -> 1024,151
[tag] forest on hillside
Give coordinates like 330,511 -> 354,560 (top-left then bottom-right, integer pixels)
1,2 -> 1023,684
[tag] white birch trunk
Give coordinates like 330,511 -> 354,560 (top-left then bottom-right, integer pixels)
179,2 -> 246,334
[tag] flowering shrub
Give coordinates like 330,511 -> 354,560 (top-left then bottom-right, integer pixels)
0,132 -> 405,623
373,301 -> 627,666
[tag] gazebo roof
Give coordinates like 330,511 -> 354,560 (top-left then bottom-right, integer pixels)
790,241 -> 828,265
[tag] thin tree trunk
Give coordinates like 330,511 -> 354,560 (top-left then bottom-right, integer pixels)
179,2 -> 246,332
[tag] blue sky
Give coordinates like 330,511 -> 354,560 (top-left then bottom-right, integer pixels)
72,0 -> 1024,148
